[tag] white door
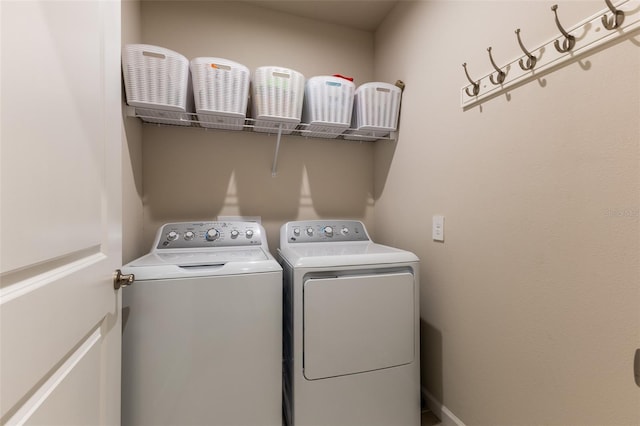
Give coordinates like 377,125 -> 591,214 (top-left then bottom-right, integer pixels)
1,0 -> 122,424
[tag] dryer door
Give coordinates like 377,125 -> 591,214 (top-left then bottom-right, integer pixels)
303,271 -> 415,380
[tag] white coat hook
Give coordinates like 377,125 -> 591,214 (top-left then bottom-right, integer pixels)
271,124 -> 283,177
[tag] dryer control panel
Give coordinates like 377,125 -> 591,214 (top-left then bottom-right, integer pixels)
283,220 -> 370,243
154,221 -> 263,249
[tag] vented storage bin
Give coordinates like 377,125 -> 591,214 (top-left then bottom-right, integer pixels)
301,76 -> 355,139
251,66 -> 305,134
122,44 -> 193,126
190,57 -> 250,130
344,82 -> 401,140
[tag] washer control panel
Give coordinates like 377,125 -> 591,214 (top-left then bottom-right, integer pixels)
284,220 -> 370,243
154,221 -> 263,249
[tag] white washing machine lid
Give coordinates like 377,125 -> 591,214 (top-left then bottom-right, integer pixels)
278,242 -> 418,268
122,247 -> 281,280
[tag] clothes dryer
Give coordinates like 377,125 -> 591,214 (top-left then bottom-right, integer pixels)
278,220 -> 420,426
121,221 -> 282,426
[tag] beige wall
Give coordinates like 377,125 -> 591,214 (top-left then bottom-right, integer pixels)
374,1 -> 640,425
123,1 -> 639,422
139,1 -> 376,251
122,0 -> 145,263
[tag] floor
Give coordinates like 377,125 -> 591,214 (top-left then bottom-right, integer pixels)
421,410 -> 441,426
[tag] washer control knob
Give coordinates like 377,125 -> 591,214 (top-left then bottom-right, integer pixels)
323,226 -> 334,237
246,229 -> 254,238
205,228 -> 220,241
341,227 -> 349,235
306,227 -> 314,236
293,228 -> 301,237
184,231 -> 195,241
167,231 -> 179,241
230,230 -> 240,239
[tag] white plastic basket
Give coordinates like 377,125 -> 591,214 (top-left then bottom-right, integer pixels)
251,66 -> 305,134
301,76 -> 355,139
190,57 -> 250,130
122,44 -> 193,126
344,82 -> 401,140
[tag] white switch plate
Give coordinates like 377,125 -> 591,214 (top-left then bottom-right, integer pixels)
432,215 -> 444,242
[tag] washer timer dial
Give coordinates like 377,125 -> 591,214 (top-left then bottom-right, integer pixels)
205,228 -> 220,241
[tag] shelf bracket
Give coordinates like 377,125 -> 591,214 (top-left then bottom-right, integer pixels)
271,124 -> 283,177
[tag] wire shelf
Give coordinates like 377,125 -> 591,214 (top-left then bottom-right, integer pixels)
126,105 -> 397,176
126,106 -> 397,142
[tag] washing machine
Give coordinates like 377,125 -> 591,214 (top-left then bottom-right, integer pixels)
278,220 -> 420,426
121,221 -> 282,426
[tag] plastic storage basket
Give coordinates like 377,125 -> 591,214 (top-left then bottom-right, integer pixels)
122,44 -> 193,126
251,66 -> 305,134
301,76 -> 355,139
190,57 -> 250,130
344,82 -> 401,140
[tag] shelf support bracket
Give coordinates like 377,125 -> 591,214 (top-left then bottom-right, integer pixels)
271,124 -> 283,177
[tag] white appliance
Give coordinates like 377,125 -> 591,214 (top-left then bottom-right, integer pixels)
278,220 -> 420,426
121,221 -> 282,426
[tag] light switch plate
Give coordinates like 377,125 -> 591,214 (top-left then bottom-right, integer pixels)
432,215 -> 444,242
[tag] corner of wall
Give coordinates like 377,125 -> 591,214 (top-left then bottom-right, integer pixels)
121,0 -> 145,263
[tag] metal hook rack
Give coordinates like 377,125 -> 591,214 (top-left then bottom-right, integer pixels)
515,29 -> 537,71
602,0 -> 626,29
461,0 -> 639,109
462,63 -> 480,96
487,47 -> 506,85
551,4 -> 576,53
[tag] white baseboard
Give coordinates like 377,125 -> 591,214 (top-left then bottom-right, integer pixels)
422,387 -> 466,426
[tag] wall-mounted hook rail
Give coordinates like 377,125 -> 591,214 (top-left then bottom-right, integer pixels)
487,47 -> 506,85
551,4 -> 576,52
461,0 -> 640,110
515,29 -> 537,71
602,0 -> 625,29
462,63 -> 480,96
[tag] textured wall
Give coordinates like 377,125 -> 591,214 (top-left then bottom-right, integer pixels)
374,1 -> 640,424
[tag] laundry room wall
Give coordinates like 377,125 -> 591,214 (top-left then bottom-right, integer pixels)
137,1 -> 376,252
373,1 -> 640,425
122,0 -> 145,263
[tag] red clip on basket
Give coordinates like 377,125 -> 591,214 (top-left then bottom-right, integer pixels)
332,74 -> 354,82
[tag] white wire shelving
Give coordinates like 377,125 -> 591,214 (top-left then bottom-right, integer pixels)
126,106 -> 397,176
